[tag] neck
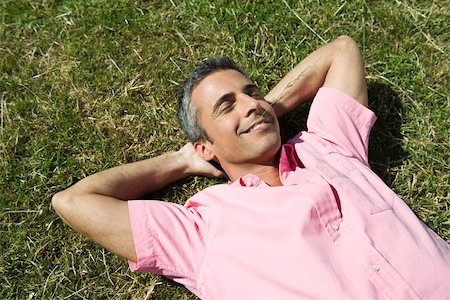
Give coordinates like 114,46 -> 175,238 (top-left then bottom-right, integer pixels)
225,162 -> 283,186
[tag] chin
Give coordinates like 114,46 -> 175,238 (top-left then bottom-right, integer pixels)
255,138 -> 281,161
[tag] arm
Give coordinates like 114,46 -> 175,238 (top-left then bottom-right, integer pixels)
52,143 -> 223,262
266,35 -> 368,118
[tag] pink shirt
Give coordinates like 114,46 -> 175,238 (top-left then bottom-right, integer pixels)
128,87 -> 450,299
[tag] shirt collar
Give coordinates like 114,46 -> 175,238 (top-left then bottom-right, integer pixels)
230,144 -> 301,187
230,174 -> 268,187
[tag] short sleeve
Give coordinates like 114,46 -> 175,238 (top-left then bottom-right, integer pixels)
306,87 -> 376,164
127,200 -> 208,289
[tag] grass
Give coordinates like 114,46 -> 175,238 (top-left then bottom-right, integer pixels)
1,0 -> 449,298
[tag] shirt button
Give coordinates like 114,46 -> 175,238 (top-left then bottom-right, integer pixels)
371,263 -> 380,272
330,222 -> 340,231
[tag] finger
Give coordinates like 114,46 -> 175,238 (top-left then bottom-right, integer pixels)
214,169 -> 225,178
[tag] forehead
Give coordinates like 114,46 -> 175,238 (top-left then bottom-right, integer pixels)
191,69 -> 252,113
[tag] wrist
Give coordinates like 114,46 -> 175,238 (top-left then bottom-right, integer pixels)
176,144 -> 194,176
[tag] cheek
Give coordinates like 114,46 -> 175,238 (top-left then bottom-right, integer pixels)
202,118 -> 237,142
217,115 -> 239,132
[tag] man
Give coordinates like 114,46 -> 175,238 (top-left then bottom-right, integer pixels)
52,36 -> 450,299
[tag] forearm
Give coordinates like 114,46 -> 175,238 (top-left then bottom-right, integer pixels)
59,149 -> 189,201
265,41 -> 335,117
266,35 -> 366,118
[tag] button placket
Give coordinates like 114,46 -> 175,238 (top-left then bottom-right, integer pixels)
310,178 -> 343,241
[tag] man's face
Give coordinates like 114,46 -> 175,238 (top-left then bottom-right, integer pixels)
191,69 -> 281,170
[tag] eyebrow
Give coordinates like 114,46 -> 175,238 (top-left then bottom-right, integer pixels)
211,84 -> 260,117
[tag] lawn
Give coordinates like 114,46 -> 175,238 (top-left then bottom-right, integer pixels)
1,0 -> 449,299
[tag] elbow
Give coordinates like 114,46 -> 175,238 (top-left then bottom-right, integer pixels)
52,189 -> 79,229
335,35 -> 360,51
51,190 -> 71,217
336,34 -> 354,42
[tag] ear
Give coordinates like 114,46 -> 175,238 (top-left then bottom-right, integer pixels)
194,140 -> 216,161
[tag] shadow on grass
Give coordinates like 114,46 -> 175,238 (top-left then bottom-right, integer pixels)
367,82 -> 408,185
279,82 -> 407,186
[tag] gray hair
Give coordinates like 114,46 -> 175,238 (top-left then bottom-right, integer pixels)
178,56 -> 247,143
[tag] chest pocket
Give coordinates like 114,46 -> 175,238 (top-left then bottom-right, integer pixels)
317,155 -> 394,215
348,167 -> 393,214
293,141 -> 393,215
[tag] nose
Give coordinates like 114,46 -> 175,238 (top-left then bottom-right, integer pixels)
237,93 -> 261,117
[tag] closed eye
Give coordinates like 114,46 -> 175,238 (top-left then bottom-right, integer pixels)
244,84 -> 264,100
250,90 -> 263,99
212,93 -> 236,117
219,100 -> 235,113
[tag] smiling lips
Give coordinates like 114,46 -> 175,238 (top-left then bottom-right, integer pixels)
241,117 -> 272,134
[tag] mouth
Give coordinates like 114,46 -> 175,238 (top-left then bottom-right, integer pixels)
241,117 -> 272,134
